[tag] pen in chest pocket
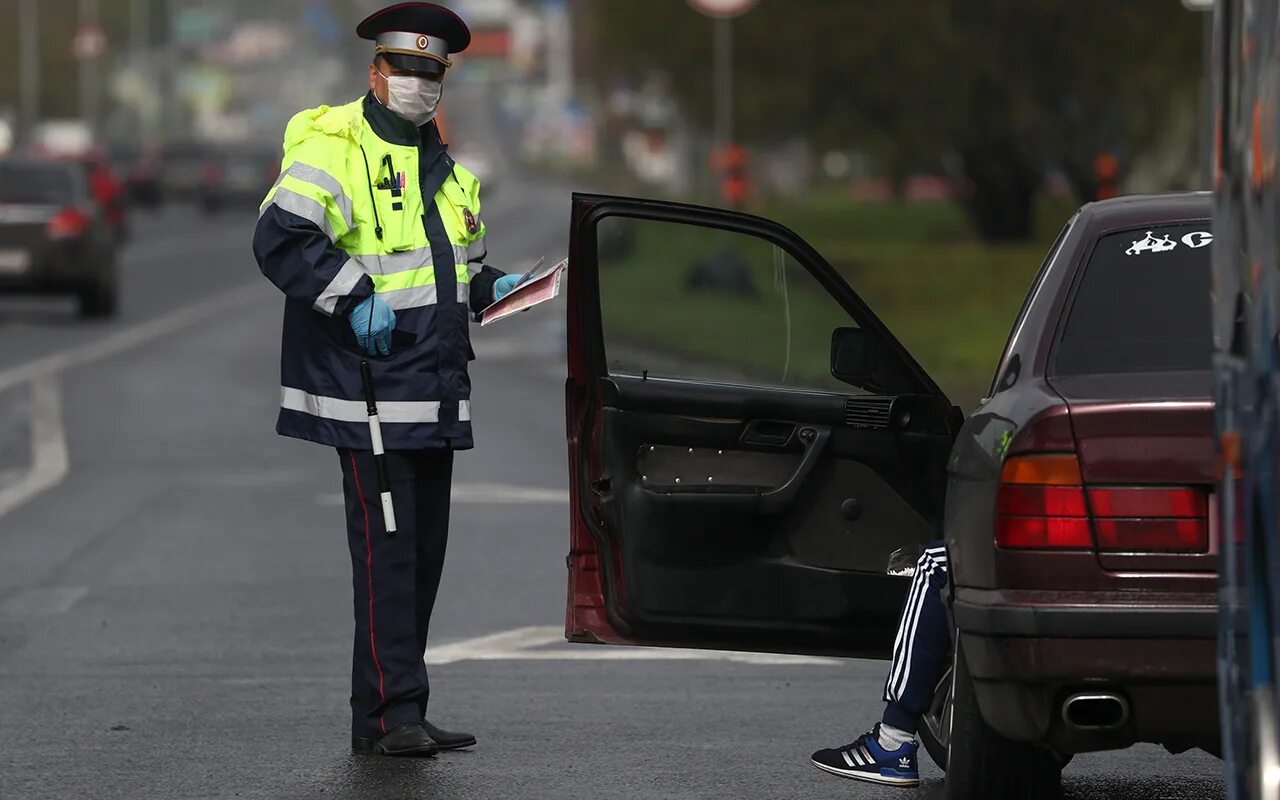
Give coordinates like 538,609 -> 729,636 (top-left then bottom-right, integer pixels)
380,154 -> 405,211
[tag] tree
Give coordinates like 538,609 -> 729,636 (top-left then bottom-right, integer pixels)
581,0 -> 1203,240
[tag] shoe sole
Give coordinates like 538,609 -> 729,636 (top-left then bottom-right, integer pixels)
372,744 -> 439,757
352,741 -> 440,757
433,737 -> 477,752
810,758 -> 920,787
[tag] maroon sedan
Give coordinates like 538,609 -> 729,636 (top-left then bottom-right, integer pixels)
560,191 -> 1216,797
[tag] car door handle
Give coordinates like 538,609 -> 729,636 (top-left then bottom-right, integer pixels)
740,419 -> 797,449
757,425 -> 830,514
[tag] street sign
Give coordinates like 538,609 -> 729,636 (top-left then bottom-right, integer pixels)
687,0 -> 760,18
72,23 -> 107,61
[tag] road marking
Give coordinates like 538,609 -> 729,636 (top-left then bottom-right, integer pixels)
0,585 -> 87,617
423,625 -> 841,666
315,482 -> 568,507
0,376 -> 68,521
0,282 -> 262,521
452,483 -> 567,504
0,281 -> 261,396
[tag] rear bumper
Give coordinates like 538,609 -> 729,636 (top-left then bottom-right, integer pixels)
953,588 -> 1219,755
953,590 -> 1217,639
0,242 -> 102,291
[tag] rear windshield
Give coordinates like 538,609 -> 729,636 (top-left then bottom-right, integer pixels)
0,162 -> 76,205
1053,223 -> 1212,376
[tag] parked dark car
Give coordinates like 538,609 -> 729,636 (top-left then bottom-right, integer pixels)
0,158 -> 118,317
110,143 -> 165,208
561,192 -> 1216,798
198,146 -> 280,215
27,146 -> 130,245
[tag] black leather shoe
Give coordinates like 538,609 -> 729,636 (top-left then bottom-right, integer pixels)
423,719 -> 477,751
352,723 -> 439,757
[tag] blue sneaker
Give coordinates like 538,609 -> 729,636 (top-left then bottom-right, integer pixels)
810,724 -> 920,787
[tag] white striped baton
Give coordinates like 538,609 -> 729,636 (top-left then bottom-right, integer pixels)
359,359 -> 398,537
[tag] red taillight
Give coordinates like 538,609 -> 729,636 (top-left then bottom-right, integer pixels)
997,485 -> 1087,517
1094,519 -> 1208,552
1086,487 -> 1208,518
995,454 -> 1210,553
47,208 -> 89,239
996,454 -> 1091,550
1089,486 -> 1209,553
995,516 -> 1093,549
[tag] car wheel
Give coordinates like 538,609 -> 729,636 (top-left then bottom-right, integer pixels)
944,635 -> 1063,800
78,274 -> 118,319
918,661 -> 953,770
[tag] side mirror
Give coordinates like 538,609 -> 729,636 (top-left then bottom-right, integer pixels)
831,327 -> 878,386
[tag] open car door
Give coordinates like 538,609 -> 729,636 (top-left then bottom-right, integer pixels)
565,194 -> 959,658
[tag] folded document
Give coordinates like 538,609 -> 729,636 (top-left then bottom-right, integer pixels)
479,257 -> 567,327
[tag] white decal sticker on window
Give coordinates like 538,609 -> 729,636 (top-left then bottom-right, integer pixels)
1181,231 -> 1213,249
1126,231 -> 1178,256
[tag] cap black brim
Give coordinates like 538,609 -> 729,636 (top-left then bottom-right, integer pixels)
379,52 -> 447,75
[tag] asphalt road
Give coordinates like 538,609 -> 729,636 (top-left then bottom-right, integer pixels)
0,178 -> 1226,799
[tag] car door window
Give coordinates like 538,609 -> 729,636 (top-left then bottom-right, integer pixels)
596,215 -> 865,393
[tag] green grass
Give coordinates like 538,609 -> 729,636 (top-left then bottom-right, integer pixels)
597,195 -> 1077,408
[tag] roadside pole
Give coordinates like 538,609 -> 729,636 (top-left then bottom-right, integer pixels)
713,15 -> 733,161
19,0 -> 39,142
130,0 -> 152,141
1182,0 -> 1214,188
688,0 -> 759,207
76,0 -> 104,136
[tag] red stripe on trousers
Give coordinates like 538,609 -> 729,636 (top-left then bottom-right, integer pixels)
349,451 -> 387,734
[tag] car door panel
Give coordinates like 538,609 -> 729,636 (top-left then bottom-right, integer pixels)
565,193 -> 956,658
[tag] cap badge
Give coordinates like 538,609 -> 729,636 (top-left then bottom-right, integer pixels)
416,35 -> 429,50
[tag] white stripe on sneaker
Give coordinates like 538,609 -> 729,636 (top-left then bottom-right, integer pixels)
842,749 -> 856,767
811,760 -> 921,787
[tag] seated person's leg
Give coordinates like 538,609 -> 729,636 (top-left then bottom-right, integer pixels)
810,541 -> 950,787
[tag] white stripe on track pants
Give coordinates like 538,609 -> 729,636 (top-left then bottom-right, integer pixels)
881,540 -> 951,734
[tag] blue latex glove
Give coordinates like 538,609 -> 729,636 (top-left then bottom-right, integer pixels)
493,273 -> 521,302
349,295 -> 396,357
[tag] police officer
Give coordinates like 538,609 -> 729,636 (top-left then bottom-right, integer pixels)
252,3 -> 521,757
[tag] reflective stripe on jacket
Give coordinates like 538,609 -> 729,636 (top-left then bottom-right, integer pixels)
253,92 -> 504,450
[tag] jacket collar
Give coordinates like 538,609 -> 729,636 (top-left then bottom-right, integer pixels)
362,91 -> 447,152
363,91 -> 418,145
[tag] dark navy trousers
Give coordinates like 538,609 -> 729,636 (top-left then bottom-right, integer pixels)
339,448 -> 453,739
882,540 -> 951,734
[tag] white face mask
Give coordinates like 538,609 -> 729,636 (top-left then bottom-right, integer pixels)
378,69 -> 442,127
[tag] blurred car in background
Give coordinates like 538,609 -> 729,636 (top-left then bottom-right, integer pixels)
198,145 -> 280,215
162,140 -> 215,202
0,158 -> 118,318
26,132 -> 131,247
77,152 -> 129,244
110,143 -> 165,209
31,119 -> 94,157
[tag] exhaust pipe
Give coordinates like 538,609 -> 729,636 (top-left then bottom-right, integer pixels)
1062,692 -> 1130,731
